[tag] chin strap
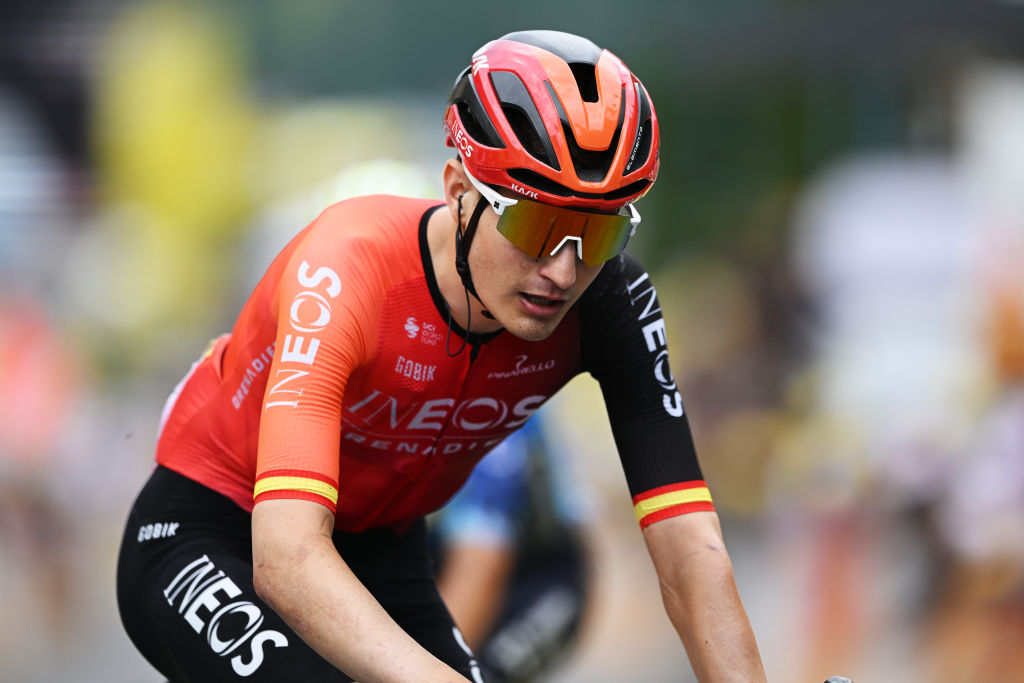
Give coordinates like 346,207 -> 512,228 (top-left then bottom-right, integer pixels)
454,193 -> 491,314
446,193 -> 493,358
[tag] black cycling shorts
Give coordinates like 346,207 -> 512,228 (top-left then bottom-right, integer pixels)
117,466 -> 484,682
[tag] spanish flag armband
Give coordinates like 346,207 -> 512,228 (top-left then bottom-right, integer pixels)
633,481 -> 714,529
254,469 -> 339,513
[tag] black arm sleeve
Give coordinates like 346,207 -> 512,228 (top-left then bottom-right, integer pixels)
579,252 -> 705,499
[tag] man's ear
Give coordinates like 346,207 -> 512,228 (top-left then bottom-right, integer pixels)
442,158 -> 471,222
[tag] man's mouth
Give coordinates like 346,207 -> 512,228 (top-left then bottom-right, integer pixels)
521,293 -> 561,306
518,292 -> 567,318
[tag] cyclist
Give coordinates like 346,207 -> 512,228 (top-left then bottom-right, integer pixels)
117,29 -> 766,682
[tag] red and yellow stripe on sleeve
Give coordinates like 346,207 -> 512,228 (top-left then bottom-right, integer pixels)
254,469 -> 339,513
633,480 -> 714,528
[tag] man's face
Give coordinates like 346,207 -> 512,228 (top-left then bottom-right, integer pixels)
466,192 -> 605,341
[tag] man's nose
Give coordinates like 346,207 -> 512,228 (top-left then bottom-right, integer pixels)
538,239 -> 579,289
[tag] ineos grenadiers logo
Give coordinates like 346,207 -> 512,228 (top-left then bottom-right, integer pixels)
445,109 -> 474,159
626,272 -> 684,417
347,391 -> 545,433
340,391 -> 548,456
265,261 -> 342,410
163,555 -> 288,676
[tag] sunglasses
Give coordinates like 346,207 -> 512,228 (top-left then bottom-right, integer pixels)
463,167 -> 640,266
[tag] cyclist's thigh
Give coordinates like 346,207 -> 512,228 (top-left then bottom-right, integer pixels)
117,466 -> 353,682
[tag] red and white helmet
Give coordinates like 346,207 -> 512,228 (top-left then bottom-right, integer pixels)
444,30 -> 660,211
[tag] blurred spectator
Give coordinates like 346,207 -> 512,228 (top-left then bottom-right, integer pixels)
776,150 -> 985,681
790,152 -> 983,509
921,60 -> 1024,683
0,297 -> 83,660
0,42 -> 91,671
431,414 -> 594,683
67,0 -> 257,377
0,0 -> 100,177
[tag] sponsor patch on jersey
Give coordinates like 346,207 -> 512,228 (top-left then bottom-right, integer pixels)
487,354 -> 556,380
394,355 -> 438,382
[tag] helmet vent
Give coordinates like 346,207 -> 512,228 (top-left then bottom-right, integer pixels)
507,168 -> 650,203
545,82 -> 624,183
458,101 -> 504,149
501,106 -> 556,169
448,70 -> 505,149
491,71 -> 560,170
568,62 -> 599,103
604,178 -> 650,202
562,121 -> 617,182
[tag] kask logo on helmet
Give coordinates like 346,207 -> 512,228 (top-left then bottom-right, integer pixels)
511,183 -> 539,200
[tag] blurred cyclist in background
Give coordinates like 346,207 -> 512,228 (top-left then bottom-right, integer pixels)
431,412 -> 592,682
117,30 -> 766,681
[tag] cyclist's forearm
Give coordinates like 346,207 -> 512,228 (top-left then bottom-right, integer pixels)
252,500 -> 466,682
643,512 -> 767,683
664,548 -> 765,682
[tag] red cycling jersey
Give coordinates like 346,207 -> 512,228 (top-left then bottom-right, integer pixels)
156,195 -> 712,533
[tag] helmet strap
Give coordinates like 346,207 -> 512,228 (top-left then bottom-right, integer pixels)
454,193 -> 493,318
446,193 -> 493,357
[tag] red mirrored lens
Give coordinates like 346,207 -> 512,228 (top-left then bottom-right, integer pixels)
495,200 -> 632,266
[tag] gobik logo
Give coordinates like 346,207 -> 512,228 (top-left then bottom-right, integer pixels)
163,555 -> 288,676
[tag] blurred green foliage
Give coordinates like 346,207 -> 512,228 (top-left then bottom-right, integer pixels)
207,0 -> 1021,267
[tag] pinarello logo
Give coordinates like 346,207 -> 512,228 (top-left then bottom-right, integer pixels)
487,354 -> 556,380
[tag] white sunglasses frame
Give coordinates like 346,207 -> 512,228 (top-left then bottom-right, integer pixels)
462,166 -> 641,261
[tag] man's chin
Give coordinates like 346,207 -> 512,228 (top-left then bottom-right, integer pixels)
501,315 -> 562,342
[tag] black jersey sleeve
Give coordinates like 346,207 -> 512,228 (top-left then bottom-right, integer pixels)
579,253 -> 713,526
